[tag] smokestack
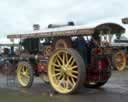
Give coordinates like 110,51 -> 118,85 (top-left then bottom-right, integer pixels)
33,24 -> 40,31
122,17 -> 128,24
48,21 -> 75,28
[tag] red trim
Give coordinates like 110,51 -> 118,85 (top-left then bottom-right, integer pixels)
86,57 -> 110,82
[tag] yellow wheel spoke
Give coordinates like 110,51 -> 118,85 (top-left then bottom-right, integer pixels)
57,76 -> 64,87
71,77 -> 76,86
26,70 -> 30,75
24,75 -> 30,80
20,73 -> 24,77
65,76 -> 72,89
54,68 -> 61,72
56,54 -> 63,63
62,53 -> 65,65
66,53 -> 68,63
72,70 -> 79,74
52,72 -> 61,77
67,77 -> 74,87
70,65 -> 78,70
20,65 -> 24,72
22,66 -> 27,72
23,78 -> 29,84
24,72 -> 30,77
65,81 -> 69,89
20,71 -> 30,79
63,76 -> 68,89
52,63 -> 61,67
66,56 -> 73,65
57,74 -> 63,80
70,74 -> 78,79
63,81 -> 66,89
22,66 -> 26,72
70,59 -> 76,66
56,59 -> 61,66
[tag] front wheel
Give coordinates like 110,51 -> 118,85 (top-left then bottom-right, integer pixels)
48,48 -> 86,94
17,61 -> 34,88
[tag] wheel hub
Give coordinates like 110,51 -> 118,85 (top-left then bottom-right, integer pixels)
23,72 -> 26,75
61,65 -> 72,76
61,66 -> 67,72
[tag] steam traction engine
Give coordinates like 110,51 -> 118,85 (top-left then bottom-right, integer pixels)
6,22 -> 124,94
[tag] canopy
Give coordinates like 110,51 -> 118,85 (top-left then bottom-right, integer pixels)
95,23 -> 125,34
7,22 -> 125,39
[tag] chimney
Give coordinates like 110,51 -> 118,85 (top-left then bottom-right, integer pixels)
33,24 -> 40,31
122,17 -> 128,24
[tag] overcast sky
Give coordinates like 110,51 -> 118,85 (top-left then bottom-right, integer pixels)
0,0 -> 128,39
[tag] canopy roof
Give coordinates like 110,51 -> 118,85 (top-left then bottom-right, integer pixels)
95,23 -> 125,34
7,22 -> 125,39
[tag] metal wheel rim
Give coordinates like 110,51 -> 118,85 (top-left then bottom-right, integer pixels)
48,49 -> 79,94
114,51 -> 126,71
17,64 -> 31,87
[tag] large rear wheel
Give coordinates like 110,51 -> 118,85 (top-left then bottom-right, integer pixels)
17,61 -> 34,88
48,48 -> 85,94
85,57 -> 111,88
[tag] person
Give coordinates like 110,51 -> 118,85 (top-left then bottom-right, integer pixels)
0,48 -> 10,73
73,36 -> 88,64
89,34 -> 101,47
0,54 -> 3,66
2,48 -> 10,57
87,34 -> 101,64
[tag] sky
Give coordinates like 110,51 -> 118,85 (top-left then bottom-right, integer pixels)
0,0 -> 128,41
